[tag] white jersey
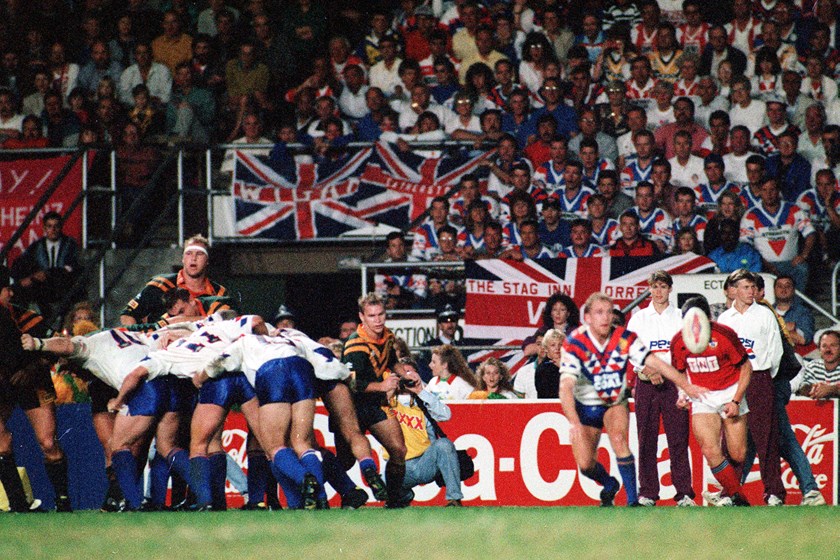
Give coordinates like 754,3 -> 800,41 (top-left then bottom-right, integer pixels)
425,374 -> 475,400
144,315 -> 260,379
211,329 -> 351,387
626,302 -> 682,366
70,329 -> 164,390
718,302 -> 783,375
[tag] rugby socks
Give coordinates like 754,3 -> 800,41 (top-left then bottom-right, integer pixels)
274,470 -> 303,509
189,456 -> 213,508
0,453 -> 30,511
271,447 -> 306,485
617,455 -> 638,505
105,465 -> 123,502
581,462 -> 611,486
148,453 -> 169,506
112,449 -> 143,510
246,451 -> 269,506
300,450 -> 327,500
384,460 -> 406,503
358,457 -> 377,473
321,448 -> 355,496
209,452 -> 228,510
712,459 -> 742,497
166,449 -> 191,488
44,456 -> 70,503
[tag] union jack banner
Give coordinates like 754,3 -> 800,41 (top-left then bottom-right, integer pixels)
462,254 -> 715,373
231,142 -> 495,240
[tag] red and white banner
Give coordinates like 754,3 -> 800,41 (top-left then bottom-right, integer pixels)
222,398 -> 837,507
0,155 -> 84,262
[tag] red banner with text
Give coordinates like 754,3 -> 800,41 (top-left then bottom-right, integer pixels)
0,155 -> 84,262
222,399 -> 837,507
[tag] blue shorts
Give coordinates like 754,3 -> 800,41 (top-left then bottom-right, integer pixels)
126,377 -> 190,417
255,356 -> 316,405
576,401 -> 608,430
199,372 -> 256,408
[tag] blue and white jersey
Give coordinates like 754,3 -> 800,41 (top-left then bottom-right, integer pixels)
560,325 -> 649,406
557,243 -> 605,257
143,316 -> 261,379
69,328 -> 164,390
581,159 -> 615,190
694,181 -> 739,217
211,329 -> 351,387
590,218 -> 619,246
533,161 -> 567,195
555,185 -> 596,220
632,207 -> 673,246
620,155 -> 654,196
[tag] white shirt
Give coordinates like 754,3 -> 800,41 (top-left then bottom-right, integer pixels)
426,374 -> 475,400
70,329 -> 163,390
369,58 -> 403,96
221,136 -> 272,173
729,99 -> 767,135
669,154 -> 706,188
513,360 -> 538,399
119,62 -> 172,106
338,85 -> 370,120
723,152 -> 751,185
626,302 -> 682,366
719,302 -> 783,375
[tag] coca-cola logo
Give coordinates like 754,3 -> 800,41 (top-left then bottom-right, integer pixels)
781,424 -> 833,491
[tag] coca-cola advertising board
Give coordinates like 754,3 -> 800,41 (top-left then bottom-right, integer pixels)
222,399 -> 837,507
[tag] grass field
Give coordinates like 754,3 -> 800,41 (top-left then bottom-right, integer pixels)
3,507 -> 840,560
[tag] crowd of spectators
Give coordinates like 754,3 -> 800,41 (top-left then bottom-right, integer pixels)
3,0 -> 840,296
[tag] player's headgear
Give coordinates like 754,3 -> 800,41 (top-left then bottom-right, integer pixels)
272,304 -> 296,323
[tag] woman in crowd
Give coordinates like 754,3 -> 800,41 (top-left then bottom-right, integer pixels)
522,292 -> 581,357
535,328 -> 564,398
426,344 -> 478,400
704,190 -> 744,254
469,358 -> 518,399
519,32 -> 557,94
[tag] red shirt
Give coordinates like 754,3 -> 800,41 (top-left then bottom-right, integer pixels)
671,322 -> 748,391
608,237 -> 657,257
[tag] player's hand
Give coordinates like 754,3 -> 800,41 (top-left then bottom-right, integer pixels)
722,401 -> 739,418
193,370 -> 209,389
381,375 -> 400,393
107,398 -> 123,413
648,371 -> 664,385
21,334 -> 35,351
676,393 -> 691,410
810,383 -> 834,399
682,383 -> 708,400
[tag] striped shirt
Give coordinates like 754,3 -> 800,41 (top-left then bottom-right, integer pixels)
801,360 -> 840,385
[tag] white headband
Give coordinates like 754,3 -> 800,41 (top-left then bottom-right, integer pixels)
183,245 -> 209,256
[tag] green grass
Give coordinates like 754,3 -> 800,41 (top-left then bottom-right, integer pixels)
3,507 -> 839,560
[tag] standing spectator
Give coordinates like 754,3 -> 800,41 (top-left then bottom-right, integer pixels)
47,41 -> 79,105
166,62 -> 215,143
796,169 -> 840,264
708,218 -> 762,273
22,70 -> 51,117
119,42 -> 172,107
773,275 -> 815,348
627,271 -> 696,507
282,0 -> 327,75
718,270 -> 786,506
765,130 -> 811,202
109,15 -> 139,70
368,36 -> 403,97
76,41 -> 124,99
41,91 -> 82,147
152,10 -> 194,74
535,328 -> 564,399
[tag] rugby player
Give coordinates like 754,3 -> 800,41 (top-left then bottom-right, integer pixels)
559,292 -> 706,506
671,297 -> 752,506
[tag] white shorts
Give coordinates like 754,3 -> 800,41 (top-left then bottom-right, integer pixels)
691,383 -> 749,418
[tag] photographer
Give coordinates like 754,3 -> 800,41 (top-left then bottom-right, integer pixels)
391,357 -> 465,507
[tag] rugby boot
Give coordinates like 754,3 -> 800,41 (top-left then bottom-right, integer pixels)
341,487 -> 369,510
600,477 -> 620,507
362,466 -> 388,501
301,474 -> 319,510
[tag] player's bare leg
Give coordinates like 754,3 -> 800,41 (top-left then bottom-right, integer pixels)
25,402 -> 71,511
603,405 -> 638,505
694,413 -> 749,505
0,409 -> 41,512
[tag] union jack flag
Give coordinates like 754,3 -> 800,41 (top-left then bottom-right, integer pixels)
232,142 -> 496,240
462,254 -> 715,373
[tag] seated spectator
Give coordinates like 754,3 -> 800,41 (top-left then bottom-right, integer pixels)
22,70 -> 51,117
502,188 -> 539,246
631,181 -> 672,252
671,186 -> 707,249
127,84 -> 165,140
285,56 -> 339,106
469,358 -> 518,399
796,169 -> 840,264
119,42 -> 172,107
446,91 -> 482,138
557,218 -> 605,257
68,88 -> 91,127
597,169 -> 633,220
429,57 -> 460,105
668,130 -> 705,189
225,41 -> 270,112
458,200 -> 490,257
523,76 -> 578,141
459,25 -> 508,85
110,14 -> 139,69
432,226 -> 465,261
114,122 -> 161,245
212,8 -> 243,65
426,344 -> 479,400
765,130 -> 811,202
10,210 -> 81,321
398,83 -> 453,132
533,135 -> 569,194
77,40 -> 124,98
166,62 -> 215,144
0,87 -> 23,143
356,88 -> 389,142
190,34 -> 226,96
47,40 -> 79,105
795,330 -> 840,399
511,219 -> 554,260
535,328 -> 564,398
587,192 -> 620,247
523,114 -> 557,168
391,357 -> 465,507
220,112 -> 272,173
474,220 -> 518,260
152,10 -> 194,74
412,196 -> 458,261
369,35 -> 403,97
569,107 -> 619,164
654,96 -> 709,160
674,228 -> 702,255
579,137 -> 616,190
708,218 -> 762,272
92,96 -> 125,144
536,197 -> 571,252
2,115 -> 49,149
741,176 -> 816,291
305,95 -> 352,140
42,91 -> 82,147
484,134 -> 531,200
609,210 -> 661,256
338,64 -> 369,121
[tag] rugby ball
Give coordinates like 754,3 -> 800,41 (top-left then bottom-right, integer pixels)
682,306 -> 711,354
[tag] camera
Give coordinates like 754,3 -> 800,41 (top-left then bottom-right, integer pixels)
399,378 -> 417,390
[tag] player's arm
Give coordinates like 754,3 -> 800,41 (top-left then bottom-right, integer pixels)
108,365 -> 150,412
21,334 -> 75,355
643,353 -> 708,399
